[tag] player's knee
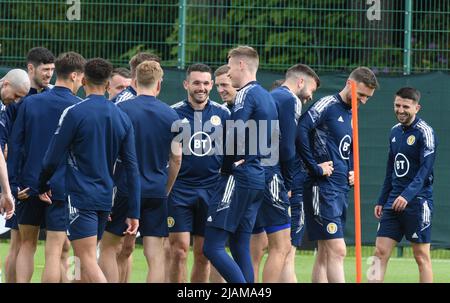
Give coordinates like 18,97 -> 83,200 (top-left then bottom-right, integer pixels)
120,244 -> 135,258
172,243 -> 189,262
327,244 -> 346,260
413,251 -> 431,267
374,246 -> 391,261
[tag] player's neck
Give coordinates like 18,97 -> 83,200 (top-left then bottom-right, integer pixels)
188,98 -> 207,110
85,85 -> 106,96
55,79 -> 76,94
136,87 -> 157,97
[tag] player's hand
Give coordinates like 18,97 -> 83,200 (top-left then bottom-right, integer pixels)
348,171 -> 354,186
318,161 -> 334,177
233,159 -> 245,167
124,218 -> 139,235
18,187 -> 30,201
0,192 -> 15,220
39,190 -> 52,205
374,205 -> 383,219
392,196 -> 408,212
287,190 -> 292,198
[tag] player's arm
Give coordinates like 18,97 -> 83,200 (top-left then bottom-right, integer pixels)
296,106 -> 331,177
166,140 -> 182,195
231,94 -> 256,160
119,122 -> 141,235
376,140 -> 395,207
120,124 -> 141,220
400,132 -> 436,203
38,108 -> 77,200
7,100 -> 27,199
278,97 -> 299,192
0,150 -> 14,219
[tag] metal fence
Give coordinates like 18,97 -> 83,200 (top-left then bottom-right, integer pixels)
0,0 -> 449,73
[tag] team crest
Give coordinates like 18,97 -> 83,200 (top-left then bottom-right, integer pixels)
407,135 -> 415,145
167,216 -> 175,228
210,115 -> 221,126
326,222 -> 338,234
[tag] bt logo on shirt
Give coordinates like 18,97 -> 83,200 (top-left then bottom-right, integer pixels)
394,153 -> 410,177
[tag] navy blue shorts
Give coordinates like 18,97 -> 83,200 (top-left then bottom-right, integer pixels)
105,195 -> 168,237
290,188 -> 306,248
67,205 -> 109,241
254,174 -> 290,231
207,175 -> 264,233
168,185 -> 215,236
5,214 -> 18,230
377,197 -> 432,243
16,196 -> 68,232
303,182 -> 348,241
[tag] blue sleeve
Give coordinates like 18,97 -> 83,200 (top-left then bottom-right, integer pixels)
0,103 -> 17,151
278,97 -> 300,191
231,94 -> 256,158
6,100 -> 27,195
120,121 -> 141,219
295,106 -> 326,177
38,108 -> 77,193
377,142 -> 394,206
0,105 -> 8,152
401,132 -> 436,202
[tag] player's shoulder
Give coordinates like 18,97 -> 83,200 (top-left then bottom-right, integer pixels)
310,95 -> 339,111
115,89 -> 135,105
171,100 -> 187,109
209,100 -> 231,116
415,118 -> 434,133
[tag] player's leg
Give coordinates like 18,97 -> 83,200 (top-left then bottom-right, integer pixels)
203,226 -> 246,283
209,265 -> 225,283
370,207 -> 404,282
191,235 -> 210,282
140,197 -> 169,283
168,187 -> 195,282
42,200 -> 70,282
42,231 -> 67,282
168,232 -> 190,282
16,224 -> 40,282
98,231 -> 122,282
322,238 -> 346,283
72,236 -> 107,282
411,243 -> 432,283
116,234 -> 135,282
4,227 -> 21,282
262,226 -> 291,282
69,209 -> 109,283
312,241 -> 328,283
279,246 -> 297,283
250,229 -> 267,282
163,237 -> 172,282
368,236 -> 396,282
59,237 -> 71,283
143,236 -> 165,282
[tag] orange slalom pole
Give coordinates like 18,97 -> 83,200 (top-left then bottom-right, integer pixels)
350,80 -> 362,283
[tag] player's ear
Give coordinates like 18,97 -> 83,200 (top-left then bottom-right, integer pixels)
183,79 -> 189,90
416,103 -> 421,112
27,63 -> 34,74
81,76 -> 87,86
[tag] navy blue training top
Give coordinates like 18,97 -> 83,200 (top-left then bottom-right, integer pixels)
115,95 -> 180,198
8,86 -> 81,200
38,94 -> 141,218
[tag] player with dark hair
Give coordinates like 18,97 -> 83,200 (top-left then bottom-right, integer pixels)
369,87 -> 436,283
38,58 -> 140,282
108,67 -> 131,100
297,66 -> 378,282
168,63 -> 230,282
9,52 -> 86,283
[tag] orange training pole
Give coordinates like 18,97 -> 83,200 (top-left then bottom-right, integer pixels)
350,80 -> 362,283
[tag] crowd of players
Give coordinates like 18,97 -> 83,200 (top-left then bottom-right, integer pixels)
0,45 -> 436,283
